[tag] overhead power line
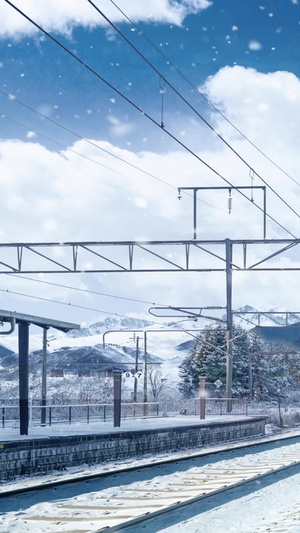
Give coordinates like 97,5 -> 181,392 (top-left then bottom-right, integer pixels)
1,114 -> 134,181
108,0 -> 300,190
10,274 -> 167,306
87,0 -> 300,223
0,286 -> 157,321
0,92 -> 225,213
0,286 -> 203,341
4,0 -> 297,238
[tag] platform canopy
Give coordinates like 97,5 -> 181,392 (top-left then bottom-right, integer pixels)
0,309 -> 80,436
0,308 -> 80,332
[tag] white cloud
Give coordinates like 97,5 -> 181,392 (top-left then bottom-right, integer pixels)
201,66 -> 300,152
1,65 -> 300,321
0,0 -> 212,39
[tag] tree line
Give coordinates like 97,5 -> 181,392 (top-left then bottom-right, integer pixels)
179,325 -> 300,402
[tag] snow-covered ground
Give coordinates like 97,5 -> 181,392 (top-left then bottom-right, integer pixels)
127,468 -> 300,533
2,435 -> 300,532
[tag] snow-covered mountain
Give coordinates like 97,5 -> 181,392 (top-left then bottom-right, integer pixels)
223,305 -> 300,329
0,316 -> 195,378
66,317 -> 153,338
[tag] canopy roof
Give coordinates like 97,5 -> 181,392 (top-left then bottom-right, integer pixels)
0,309 -> 80,332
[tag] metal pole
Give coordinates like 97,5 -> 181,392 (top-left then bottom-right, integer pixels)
263,187 -> 266,239
143,331 -> 148,417
225,239 -> 233,413
41,327 -> 47,426
19,322 -> 29,435
193,189 -> 197,239
113,371 -> 122,427
199,376 -> 206,420
248,349 -> 253,401
133,336 -> 139,403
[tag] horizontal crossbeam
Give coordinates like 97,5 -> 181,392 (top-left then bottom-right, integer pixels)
0,238 -> 297,273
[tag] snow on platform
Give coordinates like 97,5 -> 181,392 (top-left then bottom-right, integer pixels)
0,414 -> 258,442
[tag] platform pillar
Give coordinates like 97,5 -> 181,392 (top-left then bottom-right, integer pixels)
19,322 -> 29,435
113,371 -> 122,427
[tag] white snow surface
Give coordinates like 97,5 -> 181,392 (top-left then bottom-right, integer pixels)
1,429 -> 300,532
0,414 -> 248,442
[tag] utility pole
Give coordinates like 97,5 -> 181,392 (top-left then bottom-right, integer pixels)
143,331 -> 148,417
41,327 -> 48,426
133,336 -> 139,403
226,239 -> 233,413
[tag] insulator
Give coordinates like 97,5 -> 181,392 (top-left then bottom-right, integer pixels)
228,189 -> 232,214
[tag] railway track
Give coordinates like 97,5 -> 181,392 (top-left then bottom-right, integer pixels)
2,433 -> 300,532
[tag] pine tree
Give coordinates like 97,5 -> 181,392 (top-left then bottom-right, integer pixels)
179,324 -> 253,399
179,325 -> 228,398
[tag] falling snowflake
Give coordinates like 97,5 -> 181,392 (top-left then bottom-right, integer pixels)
248,40 -> 263,51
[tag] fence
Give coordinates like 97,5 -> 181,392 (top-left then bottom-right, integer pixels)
187,397 -> 248,416
0,402 -> 160,428
0,398 -> 250,428
0,405 -> 19,428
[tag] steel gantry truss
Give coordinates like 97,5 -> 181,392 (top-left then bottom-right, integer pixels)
2,236 -> 300,412
0,237 -> 299,273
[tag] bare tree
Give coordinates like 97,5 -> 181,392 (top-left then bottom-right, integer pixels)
148,365 -> 168,401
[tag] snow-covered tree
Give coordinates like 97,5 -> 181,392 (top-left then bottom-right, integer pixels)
179,325 -> 252,399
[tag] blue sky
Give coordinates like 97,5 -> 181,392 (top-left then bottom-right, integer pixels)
0,0 -> 300,327
1,0 -> 299,152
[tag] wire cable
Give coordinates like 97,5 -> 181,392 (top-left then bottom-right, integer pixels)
87,0 -> 300,222
1,114 -> 136,181
3,0 -> 297,238
0,286 -> 158,322
108,0 -> 300,190
0,282 -> 226,344
9,273 -> 167,306
0,91 -> 225,213
0,286 -> 206,344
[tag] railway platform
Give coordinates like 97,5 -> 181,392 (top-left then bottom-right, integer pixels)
0,414 -> 267,482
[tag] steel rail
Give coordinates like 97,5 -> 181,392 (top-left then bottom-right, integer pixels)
1,430 -> 299,500
2,431 -> 300,532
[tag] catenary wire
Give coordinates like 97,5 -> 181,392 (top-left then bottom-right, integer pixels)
9,274 -> 167,307
3,0 -> 296,238
108,0 -> 300,190
0,286 -> 211,342
1,114 -> 136,181
87,0 -> 300,221
8,274 -> 224,326
0,92 -> 225,213
0,286 -> 159,322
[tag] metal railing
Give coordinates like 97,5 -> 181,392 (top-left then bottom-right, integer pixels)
0,398 -> 249,428
0,405 -> 19,428
0,402 -> 160,428
194,398 -> 248,416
